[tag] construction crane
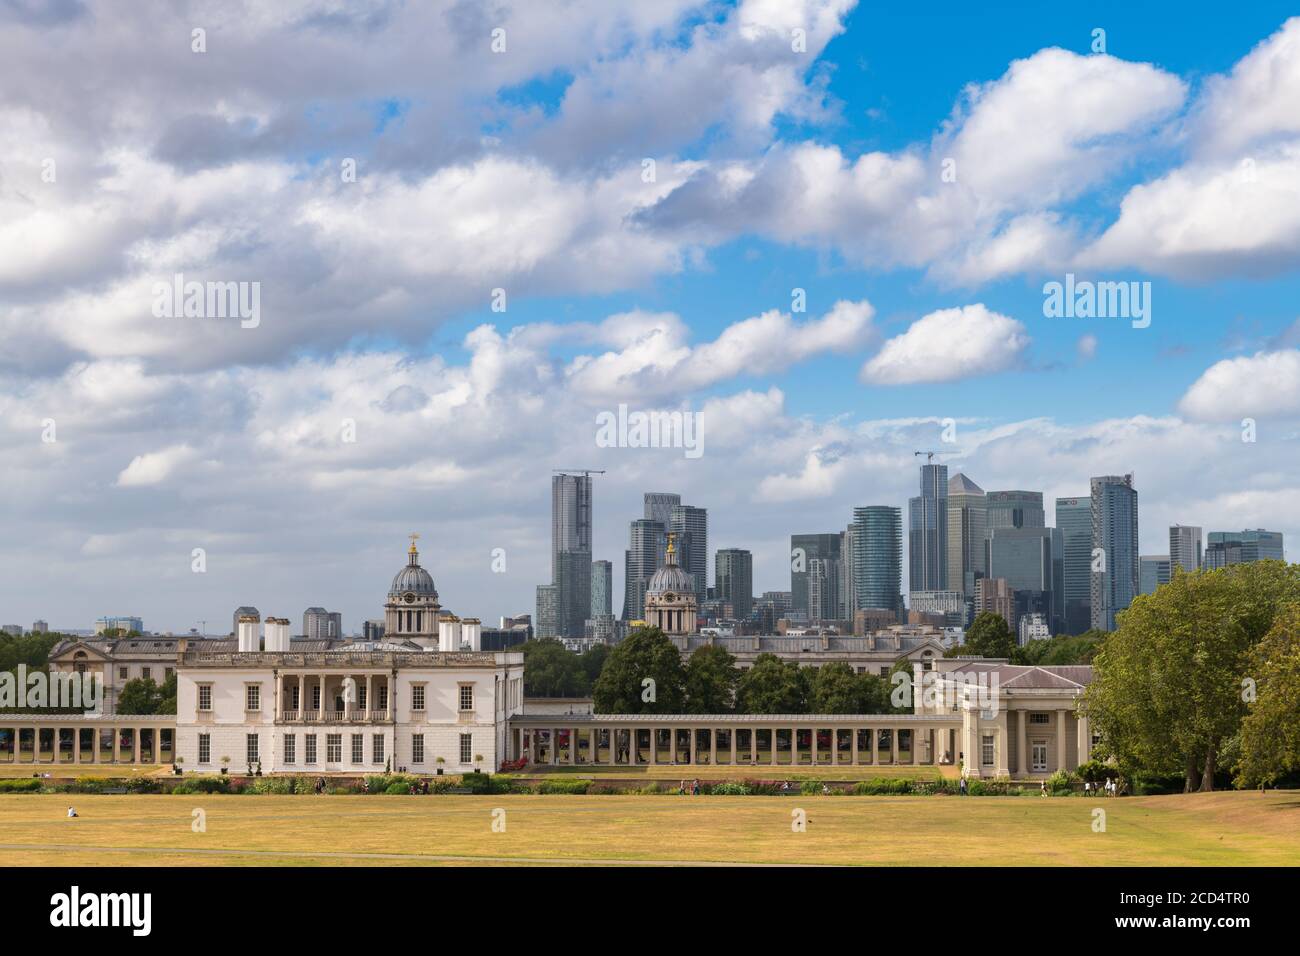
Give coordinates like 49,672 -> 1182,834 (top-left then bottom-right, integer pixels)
552,469 -> 607,476
913,451 -> 937,463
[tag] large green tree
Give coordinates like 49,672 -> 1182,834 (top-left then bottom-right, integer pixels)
521,638 -> 588,698
579,643 -> 610,686
949,612 -> 1016,659
735,653 -> 807,714
684,644 -> 739,713
1236,603 -> 1300,787
591,627 -> 686,713
1085,561 -> 1300,791
810,662 -> 871,713
117,676 -> 167,715
1012,630 -> 1108,666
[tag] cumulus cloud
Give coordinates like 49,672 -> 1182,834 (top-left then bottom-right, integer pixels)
1178,349 -> 1300,421
859,305 -> 1028,385
116,444 -> 199,486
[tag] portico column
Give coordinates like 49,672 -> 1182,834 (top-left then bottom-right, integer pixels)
851,727 -> 859,764
607,728 -> 616,765
670,727 -> 677,763
1018,710 -> 1028,776
112,726 -> 120,763
318,675 -> 326,719
890,727 -> 898,764
709,728 -> 716,765
648,728 -> 656,765
629,729 -> 637,765
689,728 -> 697,765
1056,709 -> 1067,771
729,728 -> 736,765
570,727 -> 578,765
749,728 -> 757,765
1077,713 -> 1090,763
831,729 -> 839,765
770,728 -> 778,765
74,726 -> 81,764
810,727 -> 817,765
871,727 -> 878,765
549,728 -> 557,765
366,674 -> 373,718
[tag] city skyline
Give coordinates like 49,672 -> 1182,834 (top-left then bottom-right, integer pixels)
3,3 -> 1300,634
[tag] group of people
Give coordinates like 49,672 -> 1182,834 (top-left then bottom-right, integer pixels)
677,778 -> 700,795
1083,778 -> 1121,796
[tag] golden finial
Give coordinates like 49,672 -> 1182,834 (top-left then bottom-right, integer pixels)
408,532 -> 420,554
666,532 -> 676,557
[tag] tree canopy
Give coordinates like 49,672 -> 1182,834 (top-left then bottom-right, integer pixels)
948,612 -> 1016,659
683,644 -> 739,713
590,627 -> 686,713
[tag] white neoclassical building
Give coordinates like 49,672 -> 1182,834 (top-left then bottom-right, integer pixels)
172,540 -> 524,774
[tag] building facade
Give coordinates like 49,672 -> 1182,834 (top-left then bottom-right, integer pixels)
908,462 -> 949,595
1090,474 -> 1139,631
715,548 -> 754,620
852,505 -> 903,619
946,473 -> 987,599
1169,525 -> 1203,573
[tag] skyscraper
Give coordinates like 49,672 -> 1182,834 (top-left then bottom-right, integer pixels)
1204,529 -> 1284,568
852,506 -> 903,619
549,472 -> 594,638
715,548 -> 754,619
985,490 -> 1045,533
946,473 -> 987,598
1169,525 -> 1203,573
623,518 -> 665,621
535,585 -> 560,638
591,559 -> 613,618
303,607 -> 340,640
790,532 -> 843,620
669,504 -> 708,602
908,462 -> 948,595
987,526 -> 1053,634
1055,496 -> 1092,635
807,558 -> 842,624
1139,555 -> 1171,595
1090,474 -> 1139,631
644,492 -> 681,528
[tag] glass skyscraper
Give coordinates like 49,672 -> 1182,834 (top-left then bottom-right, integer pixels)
715,548 -> 754,619
1169,524 -> 1203,573
1204,529 -> 1284,568
591,559 -> 613,618
1090,474 -> 1139,632
852,505 -> 903,618
790,532 -> 843,619
669,504 -> 709,602
548,472 -> 593,638
946,473 -> 987,598
623,518 -> 664,622
1055,496 -> 1092,635
908,462 -> 948,595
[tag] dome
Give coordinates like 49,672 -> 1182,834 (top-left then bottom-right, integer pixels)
647,563 -> 692,595
388,538 -> 439,600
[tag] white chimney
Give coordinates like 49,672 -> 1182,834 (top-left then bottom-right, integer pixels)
237,616 -> 260,652
438,618 -> 462,651
462,618 -> 482,651
264,617 -> 290,651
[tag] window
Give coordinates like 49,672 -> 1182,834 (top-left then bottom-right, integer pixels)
351,734 -> 363,763
245,684 -> 260,711
305,734 -> 317,764
246,733 -> 259,765
411,685 -> 425,711
378,685 -> 388,710
198,734 -> 210,764
197,684 -> 212,711
119,667 -> 128,680
373,734 -> 385,765
142,667 -> 151,680
1029,713 -> 1051,725
981,735 -> 994,767
164,667 -> 174,679
290,684 -> 300,710
284,734 -> 296,764
311,684 -> 321,710
879,667 -> 890,677
412,734 -> 424,764
358,685 -> 367,710
459,733 -> 472,764
459,684 -> 474,712
326,734 -> 342,763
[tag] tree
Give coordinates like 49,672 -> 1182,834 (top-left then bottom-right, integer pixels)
591,627 -> 685,713
156,672 -> 177,715
1237,602 -> 1300,787
951,612 -> 1016,659
736,653 -> 807,714
521,639 -> 587,698
684,644 -> 739,713
809,662 -> 863,713
579,643 -> 610,686
1012,630 -> 1108,666
116,677 -> 165,715
1085,560 -> 1300,792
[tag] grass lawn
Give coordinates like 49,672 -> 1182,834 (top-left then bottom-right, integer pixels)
0,791 -> 1295,866
0,763 -> 170,779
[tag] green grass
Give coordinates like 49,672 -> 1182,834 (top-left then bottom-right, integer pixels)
0,791 -> 1295,866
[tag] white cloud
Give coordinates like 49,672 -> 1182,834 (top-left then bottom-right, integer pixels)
1178,349 -> 1300,421
116,444 -> 199,487
859,305 -> 1029,385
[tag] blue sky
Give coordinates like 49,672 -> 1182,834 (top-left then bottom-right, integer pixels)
1,0 -> 1299,632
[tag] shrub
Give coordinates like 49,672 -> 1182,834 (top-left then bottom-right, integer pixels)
851,778 -> 913,795
1046,769 -> 1076,795
709,782 -> 751,796
0,778 -> 43,793
383,781 -> 411,795
460,772 -> 512,795
537,778 -> 590,795
247,777 -> 296,795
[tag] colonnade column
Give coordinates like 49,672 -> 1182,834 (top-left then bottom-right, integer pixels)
871,727 -> 879,765
729,728 -> 736,765
1056,710 -> 1067,771
851,728 -> 859,765
770,729 -> 778,766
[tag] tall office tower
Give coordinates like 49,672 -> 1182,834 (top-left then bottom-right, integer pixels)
715,548 -> 754,619
31,620 -> 48,634
1169,525 -> 1203,573
1055,496 -> 1092,634
1090,474 -> 1139,632
1139,555 -> 1172,595
303,607 -> 338,640
984,490 -> 1046,535
644,492 -> 681,528
232,606 -> 260,637
591,559 -> 613,618
839,526 -> 857,620
987,526 -> 1053,634
669,504 -> 708,602
623,518 -> 665,621
790,533 -> 843,619
852,506 -> 904,619
535,585 -> 560,638
908,462 -> 949,595
807,557 -> 842,624
1204,529 -> 1285,568
946,473 -> 987,597
549,472 -> 594,638
974,577 -> 1015,632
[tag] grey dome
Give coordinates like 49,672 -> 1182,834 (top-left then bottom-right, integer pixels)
389,540 -> 438,599
647,563 -> 692,595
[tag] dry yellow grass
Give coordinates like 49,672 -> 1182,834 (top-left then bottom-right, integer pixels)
0,791 -> 1295,866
